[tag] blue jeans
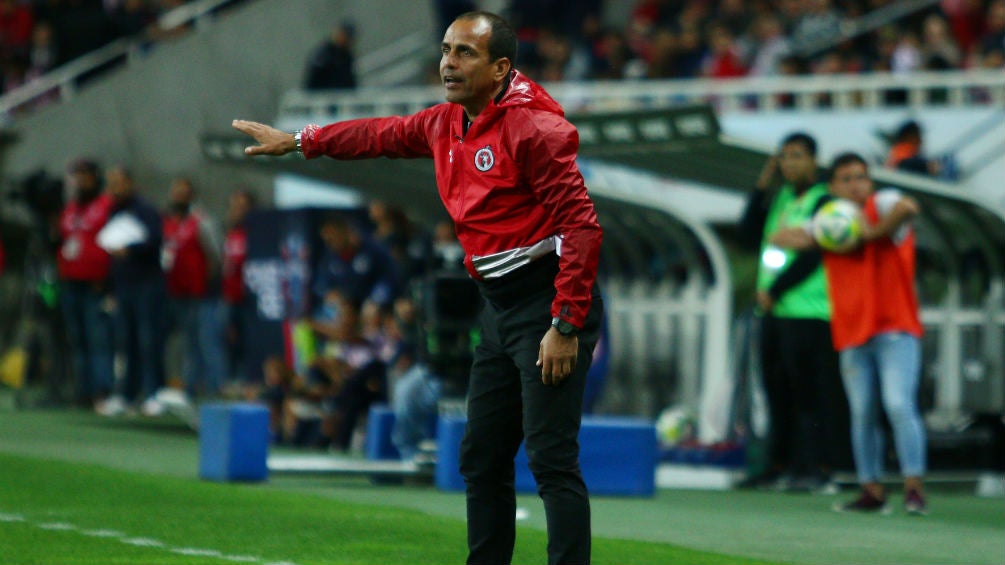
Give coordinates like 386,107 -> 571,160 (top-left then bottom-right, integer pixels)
391,363 -> 441,460
171,297 -> 227,397
840,332 -> 926,483
60,281 -> 114,401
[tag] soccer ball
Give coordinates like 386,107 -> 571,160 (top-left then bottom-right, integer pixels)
812,199 -> 863,252
655,405 -> 696,448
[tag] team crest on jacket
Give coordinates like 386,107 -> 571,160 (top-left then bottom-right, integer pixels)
474,146 -> 495,172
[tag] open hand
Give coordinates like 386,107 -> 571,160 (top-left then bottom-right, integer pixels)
232,120 -> 296,156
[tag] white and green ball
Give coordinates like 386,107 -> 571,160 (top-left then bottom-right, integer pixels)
655,405 -> 696,448
812,199 -> 864,252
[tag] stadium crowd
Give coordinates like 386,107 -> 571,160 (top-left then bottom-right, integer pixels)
449,0 -> 1005,84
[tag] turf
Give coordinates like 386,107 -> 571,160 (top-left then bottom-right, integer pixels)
2,409 -> 1003,565
0,452 -> 778,565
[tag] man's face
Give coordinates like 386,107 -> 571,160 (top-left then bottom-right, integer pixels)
439,17 -> 507,112
830,161 -> 872,205
105,168 -> 132,202
169,179 -> 193,206
69,170 -> 98,197
778,142 -> 816,184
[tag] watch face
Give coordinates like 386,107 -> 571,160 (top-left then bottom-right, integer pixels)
553,319 -> 577,336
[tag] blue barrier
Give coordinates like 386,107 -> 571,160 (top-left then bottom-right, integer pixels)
435,414 -> 657,496
198,403 -> 270,482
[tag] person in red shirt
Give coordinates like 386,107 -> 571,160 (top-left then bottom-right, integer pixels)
771,152 -> 928,516
57,159 -> 115,409
233,11 -> 602,564
221,188 -> 256,385
162,177 -> 226,400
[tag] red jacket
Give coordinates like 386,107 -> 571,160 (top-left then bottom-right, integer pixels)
163,212 -> 212,298
58,193 -> 113,282
301,70 -> 602,327
222,225 -> 247,303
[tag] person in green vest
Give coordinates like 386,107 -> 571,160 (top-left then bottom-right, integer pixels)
740,132 -> 849,493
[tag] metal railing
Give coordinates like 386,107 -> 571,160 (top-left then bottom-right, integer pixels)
277,69 -> 1005,129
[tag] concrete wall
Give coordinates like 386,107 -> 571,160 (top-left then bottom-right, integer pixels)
1,0 -> 436,218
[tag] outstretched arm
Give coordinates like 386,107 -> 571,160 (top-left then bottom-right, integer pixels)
232,120 -> 297,156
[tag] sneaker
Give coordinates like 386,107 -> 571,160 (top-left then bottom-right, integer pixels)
904,489 -> 928,516
141,397 -> 165,417
832,489 -> 891,514
95,395 -> 127,417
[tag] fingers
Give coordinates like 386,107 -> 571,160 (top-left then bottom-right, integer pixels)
540,356 -> 576,386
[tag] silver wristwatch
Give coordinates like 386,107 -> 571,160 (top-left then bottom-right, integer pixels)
293,130 -> 304,155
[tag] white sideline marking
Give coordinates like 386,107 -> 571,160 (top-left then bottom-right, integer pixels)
171,548 -> 224,557
0,508 -> 299,565
81,529 -> 124,537
121,537 -> 165,547
38,522 -> 77,531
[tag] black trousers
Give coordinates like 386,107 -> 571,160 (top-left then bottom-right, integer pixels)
760,315 -> 849,476
460,256 -> 603,565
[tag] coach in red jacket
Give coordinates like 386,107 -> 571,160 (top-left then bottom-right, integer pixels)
234,11 -> 602,564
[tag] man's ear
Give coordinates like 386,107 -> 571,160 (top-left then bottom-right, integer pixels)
495,57 -> 512,81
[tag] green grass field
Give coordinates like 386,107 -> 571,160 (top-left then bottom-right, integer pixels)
1,409 -> 1002,565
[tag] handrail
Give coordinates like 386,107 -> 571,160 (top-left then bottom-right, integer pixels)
0,0 -> 242,120
798,0 -> 940,57
278,69 -> 1005,126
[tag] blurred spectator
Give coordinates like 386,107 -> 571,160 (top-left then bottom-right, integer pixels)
434,0 -> 476,37
57,158 -> 115,410
39,0 -> 117,67
27,21 -> 57,78
312,214 -> 399,311
976,0 -> 1005,60
891,30 -> 923,74
368,200 -> 428,285
99,165 -> 166,416
312,293 -> 387,451
221,188 -> 256,385
591,28 -> 639,79
942,0 -> 987,56
747,15 -> 792,77
921,13 -> 962,69
429,219 -> 464,272
644,27 -> 678,79
702,23 -> 747,78
0,0 -> 34,60
303,21 -> 357,91
390,342 -> 440,461
885,119 -> 942,177
110,0 -> 155,39
162,177 -> 226,399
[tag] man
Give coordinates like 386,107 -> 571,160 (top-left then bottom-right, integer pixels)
162,177 -> 225,399
234,11 -> 602,564
771,152 -> 928,515
303,21 -> 357,91
740,132 -> 847,492
312,214 -> 399,312
100,166 -> 166,416
57,159 -> 114,410
221,189 -> 256,385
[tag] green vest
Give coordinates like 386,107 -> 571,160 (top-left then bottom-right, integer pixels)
756,183 -> 831,320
